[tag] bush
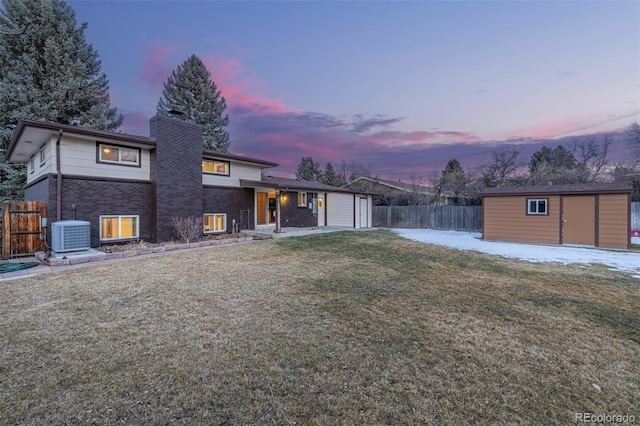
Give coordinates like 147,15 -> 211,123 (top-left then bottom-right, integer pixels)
172,216 -> 203,243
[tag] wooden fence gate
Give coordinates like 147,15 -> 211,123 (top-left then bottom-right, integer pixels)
1,201 -> 47,259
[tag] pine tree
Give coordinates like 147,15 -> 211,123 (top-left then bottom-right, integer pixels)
0,0 -> 122,199
528,145 -> 584,185
322,162 -> 343,186
157,55 -> 230,152
295,157 -> 323,182
438,159 -> 468,205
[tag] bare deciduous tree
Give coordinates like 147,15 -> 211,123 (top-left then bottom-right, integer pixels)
482,146 -> 522,188
569,134 -> 612,182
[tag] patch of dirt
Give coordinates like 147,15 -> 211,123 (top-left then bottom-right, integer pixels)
99,233 -> 248,253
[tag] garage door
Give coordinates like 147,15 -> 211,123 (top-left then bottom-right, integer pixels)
326,193 -> 354,227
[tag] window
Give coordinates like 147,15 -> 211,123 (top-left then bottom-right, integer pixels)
98,143 -> 140,166
39,146 -> 46,166
527,198 -> 548,215
298,192 -> 307,207
100,215 -> 139,240
204,213 -> 226,233
202,160 -> 230,176
29,157 -> 35,174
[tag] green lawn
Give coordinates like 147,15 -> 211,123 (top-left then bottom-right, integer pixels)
1,231 -> 638,424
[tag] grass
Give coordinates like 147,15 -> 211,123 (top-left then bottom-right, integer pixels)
1,230 -> 639,424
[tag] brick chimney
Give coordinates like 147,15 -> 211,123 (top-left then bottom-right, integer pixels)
149,114 -> 203,242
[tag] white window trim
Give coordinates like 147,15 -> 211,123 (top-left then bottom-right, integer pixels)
297,192 -> 307,207
203,213 -> 227,233
29,157 -> 35,174
98,143 -> 140,166
99,215 -> 140,241
527,198 -> 548,215
202,160 -> 230,176
39,146 -> 46,166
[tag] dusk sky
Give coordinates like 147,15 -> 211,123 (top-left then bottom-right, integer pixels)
69,1 -> 639,181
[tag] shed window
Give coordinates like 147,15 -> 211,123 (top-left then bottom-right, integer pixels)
527,198 -> 548,215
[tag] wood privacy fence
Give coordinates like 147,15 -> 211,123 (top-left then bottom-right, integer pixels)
373,205 -> 482,232
1,201 -> 47,259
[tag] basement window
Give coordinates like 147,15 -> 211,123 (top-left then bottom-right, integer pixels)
527,198 -> 548,215
202,160 -> 230,176
100,215 -> 139,241
98,143 -> 140,167
204,213 -> 226,233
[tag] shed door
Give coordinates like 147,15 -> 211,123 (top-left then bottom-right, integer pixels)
562,196 -> 595,245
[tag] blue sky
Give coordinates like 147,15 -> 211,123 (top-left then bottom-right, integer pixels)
69,0 -> 640,180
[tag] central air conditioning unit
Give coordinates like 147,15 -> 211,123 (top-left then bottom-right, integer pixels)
51,220 -> 91,252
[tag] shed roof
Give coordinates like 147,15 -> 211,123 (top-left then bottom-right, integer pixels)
482,182 -> 633,196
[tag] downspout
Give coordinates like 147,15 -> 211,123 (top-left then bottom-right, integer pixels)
55,129 -> 63,222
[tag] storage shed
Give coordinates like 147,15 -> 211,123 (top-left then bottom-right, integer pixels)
482,182 -> 633,250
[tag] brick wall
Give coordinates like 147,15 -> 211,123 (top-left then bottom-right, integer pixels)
54,175 -> 153,247
150,115 -> 203,242
281,191 -> 317,227
203,186 -> 255,232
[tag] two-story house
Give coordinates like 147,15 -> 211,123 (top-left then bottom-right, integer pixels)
7,115 -> 373,247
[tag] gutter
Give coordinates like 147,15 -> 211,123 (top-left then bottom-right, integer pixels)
55,129 -> 63,222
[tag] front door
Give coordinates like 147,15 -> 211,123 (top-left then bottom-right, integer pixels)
562,195 -> 595,245
257,193 -> 267,225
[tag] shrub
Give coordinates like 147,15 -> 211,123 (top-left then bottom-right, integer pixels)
172,216 -> 203,243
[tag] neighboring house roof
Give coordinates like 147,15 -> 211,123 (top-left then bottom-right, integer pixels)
8,119 -> 278,168
240,176 -> 368,194
342,176 -> 435,194
482,182 -> 633,196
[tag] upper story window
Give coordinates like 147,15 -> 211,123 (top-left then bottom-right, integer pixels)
527,198 -> 548,215
29,157 -> 35,174
97,143 -> 140,167
202,160 -> 230,176
39,146 -> 46,166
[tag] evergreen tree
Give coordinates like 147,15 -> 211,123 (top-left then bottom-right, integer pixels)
528,145 -> 585,184
157,55 -> 230,152
0,0 -> 122,199
322,162 -> 344,186
438,159 -> 468,205
295,157 -> 323,182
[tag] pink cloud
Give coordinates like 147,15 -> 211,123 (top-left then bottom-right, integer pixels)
137,43 -> 292,118
120,110 -> 152,136
138,42 -> 183,94
506,114 -> 600,140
